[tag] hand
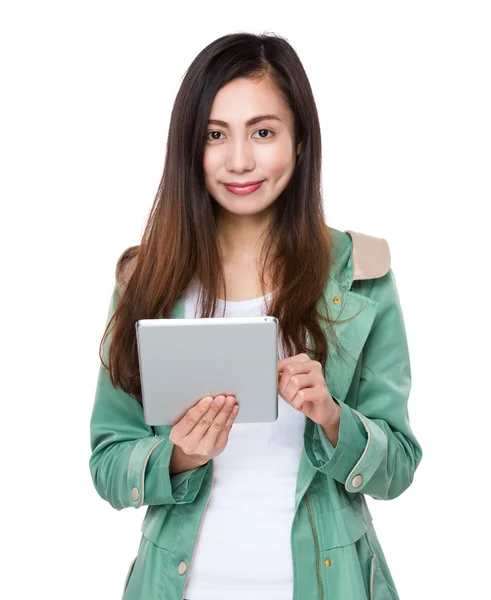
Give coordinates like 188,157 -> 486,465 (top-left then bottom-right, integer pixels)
169,395 -> 240,466
277,353 -> 340,427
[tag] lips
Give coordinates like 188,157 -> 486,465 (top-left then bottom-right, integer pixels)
224,181 -> 263,195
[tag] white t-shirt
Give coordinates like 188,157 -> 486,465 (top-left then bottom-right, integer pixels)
182,277 -> 306,600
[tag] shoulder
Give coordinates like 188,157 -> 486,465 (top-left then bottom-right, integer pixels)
115,245 -> 140,293
328,226 -> 391,281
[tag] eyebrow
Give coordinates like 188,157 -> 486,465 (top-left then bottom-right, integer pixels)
207,114 -> 282,127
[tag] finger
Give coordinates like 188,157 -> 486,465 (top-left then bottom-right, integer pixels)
278,353 -> 310,374
280,373 -> 314,402
289,386 -> 321,412
176,395 -> 225,437
279,362 -> 313,397
215,398 -> 240,447
185,395 -> 231,445
202,396 -> 237,450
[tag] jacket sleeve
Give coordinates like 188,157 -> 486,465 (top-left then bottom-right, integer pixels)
88,282 -> 211,511
304,267 -> 423,500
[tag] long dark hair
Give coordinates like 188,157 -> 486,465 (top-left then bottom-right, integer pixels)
100,32 -> 346,402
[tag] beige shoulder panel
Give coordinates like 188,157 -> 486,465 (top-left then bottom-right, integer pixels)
344,230 -> 391,280
115,246 -> 139,293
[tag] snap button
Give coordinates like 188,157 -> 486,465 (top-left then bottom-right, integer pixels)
178,561 -> 187,575
333,296 -> 341,304
131,487 -> 140,501
324,558 -> 331,567
352,474 -> 363,488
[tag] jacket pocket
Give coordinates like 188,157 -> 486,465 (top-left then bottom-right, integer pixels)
140,504 -> 177,551
367,553 -> 393,599
317,501 -> 395,599
121,555 -> 137,599
316,496 -> 372,551
364,526 -> 397,599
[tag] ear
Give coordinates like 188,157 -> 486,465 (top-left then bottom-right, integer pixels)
296,141 -> 302,155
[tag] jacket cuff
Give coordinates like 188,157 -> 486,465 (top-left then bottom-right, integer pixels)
305,399 -> 385,491
127,435 -> 210,507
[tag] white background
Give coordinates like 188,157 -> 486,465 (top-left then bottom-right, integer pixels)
1,1 -> 489,598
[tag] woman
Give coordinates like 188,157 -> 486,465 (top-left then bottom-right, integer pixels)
89,32 -> 423,600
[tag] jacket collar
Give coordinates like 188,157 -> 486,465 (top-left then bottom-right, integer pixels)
311,227 -> 387,401
319,240 -> 378,403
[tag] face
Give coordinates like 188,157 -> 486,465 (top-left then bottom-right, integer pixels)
203,75 -> 301,220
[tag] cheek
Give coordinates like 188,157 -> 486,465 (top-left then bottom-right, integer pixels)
203,149 -> 216,176
203,151 -> 222,191
262,144 -> 295,178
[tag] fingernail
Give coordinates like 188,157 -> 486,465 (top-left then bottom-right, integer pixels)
203,396 -> 213,404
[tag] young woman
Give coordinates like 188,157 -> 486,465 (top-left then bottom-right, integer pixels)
89,32 -> 423,600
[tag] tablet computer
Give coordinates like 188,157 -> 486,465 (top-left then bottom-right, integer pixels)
135,316 -> 279,426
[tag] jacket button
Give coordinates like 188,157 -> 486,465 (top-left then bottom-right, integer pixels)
178,561 -> 187,575
352,474 -> 363,488
333,296 -> 341,304
131,487 -> 140,501
324,558 -> 331,567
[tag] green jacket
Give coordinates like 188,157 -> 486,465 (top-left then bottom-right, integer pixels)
89,227 -> 423,600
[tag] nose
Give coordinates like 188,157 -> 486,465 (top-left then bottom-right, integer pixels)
225,138 -> 255,173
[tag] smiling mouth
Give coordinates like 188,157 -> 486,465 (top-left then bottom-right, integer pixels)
223,181 -> 264,195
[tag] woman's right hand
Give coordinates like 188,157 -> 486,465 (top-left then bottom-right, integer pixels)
169,395 -> 239,470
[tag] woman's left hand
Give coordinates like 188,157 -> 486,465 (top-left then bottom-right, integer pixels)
277,353 -> 340,427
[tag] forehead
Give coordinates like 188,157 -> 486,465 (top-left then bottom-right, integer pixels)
209,76 -> 291,124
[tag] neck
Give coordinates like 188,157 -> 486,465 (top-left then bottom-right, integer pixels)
216,208 -> 276,262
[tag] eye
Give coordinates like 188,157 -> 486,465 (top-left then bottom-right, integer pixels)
206,128 -> 276,142
206,131 -> 225,141
252,128 -> 275,139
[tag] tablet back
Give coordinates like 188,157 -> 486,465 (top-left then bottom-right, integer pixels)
136,317 -> 278,426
